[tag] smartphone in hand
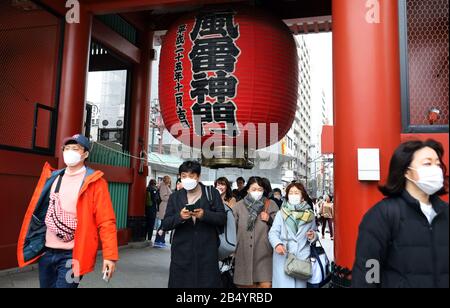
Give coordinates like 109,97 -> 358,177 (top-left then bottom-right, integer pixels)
185,203 -> 199,212
103,268 -> 110,283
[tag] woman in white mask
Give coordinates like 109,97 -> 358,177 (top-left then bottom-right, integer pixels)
352,139 -> 449,288
232,176 -> 279,288
269,182 -> 317,288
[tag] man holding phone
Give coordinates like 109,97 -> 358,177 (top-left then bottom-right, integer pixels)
162,161 -> 226,288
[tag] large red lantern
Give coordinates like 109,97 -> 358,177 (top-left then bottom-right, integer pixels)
159,6 -> 298,168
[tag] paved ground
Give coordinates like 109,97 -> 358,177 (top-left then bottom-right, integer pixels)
0,233 -> 334,288
0,243 -> 171,288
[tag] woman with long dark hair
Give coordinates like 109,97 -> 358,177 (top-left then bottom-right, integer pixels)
352,139 -> 449,288
215,177 -> 237,208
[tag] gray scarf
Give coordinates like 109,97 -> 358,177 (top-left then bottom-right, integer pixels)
243,194 -> 266,232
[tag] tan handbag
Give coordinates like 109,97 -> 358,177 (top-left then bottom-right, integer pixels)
283,222 -> 312,280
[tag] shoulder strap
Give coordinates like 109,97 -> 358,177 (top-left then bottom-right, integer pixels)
384,197 -> 403,247
205,185 -> 213,205
283,220 -> 290,252
264,198 -> 271,213
54,170 -> 65,193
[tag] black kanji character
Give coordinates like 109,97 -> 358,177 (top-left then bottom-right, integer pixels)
190,73 -> 208,104
190,11 -> 239,40
175,61 -> 183,72
175,83 -> 183,92
174,71 -> 183,83
176,34 -> 185,46
177,24 -> 187,34
208,71 -> 238,103
189,37 -> 240,73
175,53 -> 184,62
191,102 -> 213,136
213,101 -> 238,137
175,94 -> 183,107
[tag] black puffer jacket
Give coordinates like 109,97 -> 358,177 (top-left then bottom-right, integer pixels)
352,190 -> 449,288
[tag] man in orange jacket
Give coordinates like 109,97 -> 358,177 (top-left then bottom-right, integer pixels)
17,134 -> 119,288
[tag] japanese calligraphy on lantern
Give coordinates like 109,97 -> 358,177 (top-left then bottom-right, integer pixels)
188,10 -> 241,137
160,7 -> 298,151
174,24 -> 190,129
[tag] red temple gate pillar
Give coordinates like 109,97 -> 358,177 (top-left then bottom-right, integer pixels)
332,0 -> 402,274
127,30 -> 153,241
55,8 -> 92,167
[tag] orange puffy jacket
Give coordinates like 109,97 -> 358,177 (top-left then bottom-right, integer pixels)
17,162 -> 119,276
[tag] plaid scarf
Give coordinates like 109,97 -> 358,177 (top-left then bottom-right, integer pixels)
243,194 -> 266,232
281,201 -> 314,235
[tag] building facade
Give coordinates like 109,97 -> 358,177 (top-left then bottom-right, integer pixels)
281,35 -> 312,185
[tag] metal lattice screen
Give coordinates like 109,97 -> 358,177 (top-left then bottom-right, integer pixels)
407,0 -> 449,126
0,1 -> 61,151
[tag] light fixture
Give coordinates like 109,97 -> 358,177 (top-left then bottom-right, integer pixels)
427,107 -> 440,125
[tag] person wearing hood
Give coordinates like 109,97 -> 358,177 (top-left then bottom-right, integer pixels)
17,134 -> 118,288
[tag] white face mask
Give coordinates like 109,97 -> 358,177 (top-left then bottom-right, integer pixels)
182,178 -> 198,191
407,165 -> 444,196
63,150 -> 83,167
249,191 -> 263,201
288,194 -> 302,205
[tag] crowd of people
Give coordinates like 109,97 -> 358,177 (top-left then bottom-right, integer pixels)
145,161 -> 336,288
143,139 -> 450,289
17,134 -> 448,288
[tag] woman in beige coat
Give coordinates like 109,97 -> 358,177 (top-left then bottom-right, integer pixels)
232,176 -> 279,288
154,176 -> 172,248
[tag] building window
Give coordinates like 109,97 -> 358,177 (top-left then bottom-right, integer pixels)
87,69 -> 129,150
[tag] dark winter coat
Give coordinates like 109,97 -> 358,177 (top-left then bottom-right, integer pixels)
352,190 -> 449,288
161,183 -> 227,288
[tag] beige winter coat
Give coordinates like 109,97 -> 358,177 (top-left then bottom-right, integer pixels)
157,183 -> 172,220
232,198 -> 279,286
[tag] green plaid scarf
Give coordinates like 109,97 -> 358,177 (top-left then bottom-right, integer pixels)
281,201 -> 314,235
